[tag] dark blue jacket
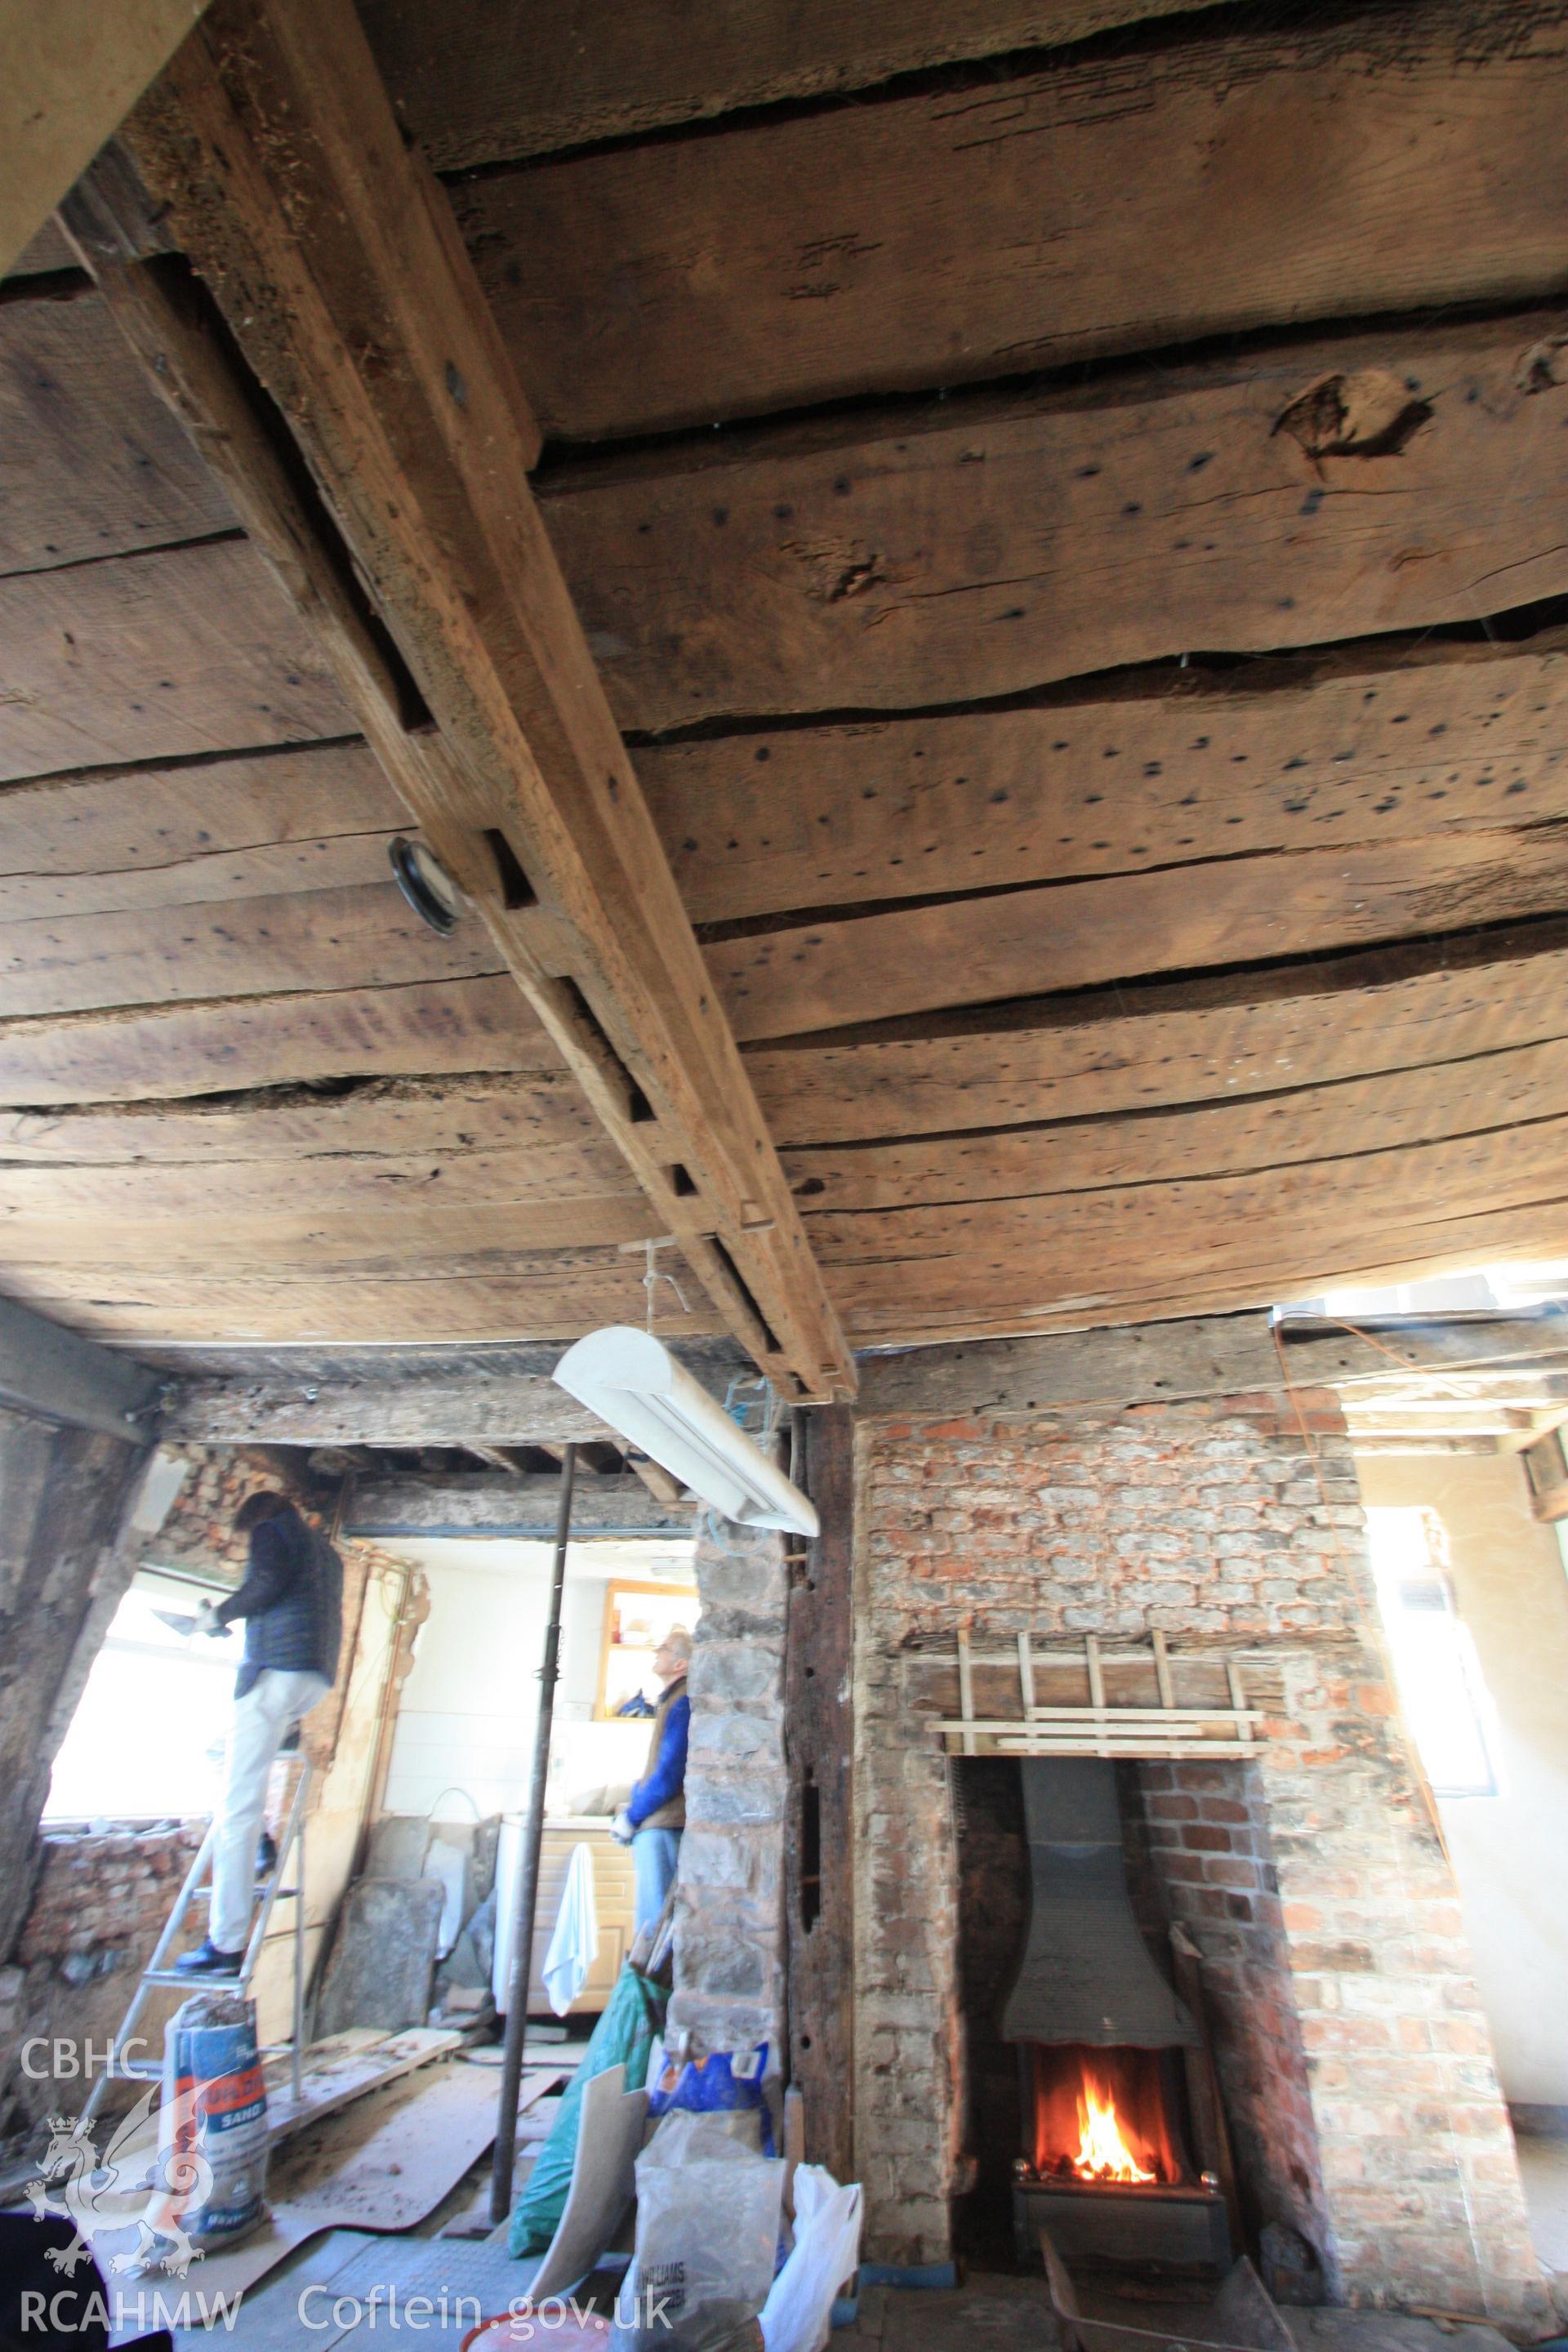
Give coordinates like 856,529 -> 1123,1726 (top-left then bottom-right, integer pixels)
215,1508 -> 344,1698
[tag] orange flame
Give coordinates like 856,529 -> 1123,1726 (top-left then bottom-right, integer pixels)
1073,2074 -> 1158,2185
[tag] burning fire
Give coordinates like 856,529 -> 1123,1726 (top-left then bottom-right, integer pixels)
1027,2046 -> 1178,2187
1073,2075 -> 1157,2185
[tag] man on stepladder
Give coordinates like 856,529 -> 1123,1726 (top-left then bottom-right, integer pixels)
176,1490 -> 344,1977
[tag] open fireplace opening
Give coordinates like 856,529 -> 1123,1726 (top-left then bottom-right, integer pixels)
955,1756 -> 1230,2275
1024,2043 -> 1187,2188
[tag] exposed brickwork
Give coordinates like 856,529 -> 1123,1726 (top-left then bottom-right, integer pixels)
0,1823 -> 203,2138
852,1397 -> 1551,2332
1124,1760 -> 1332,2278
126,1445 -> 325,1582
671,1517 -> 789,2064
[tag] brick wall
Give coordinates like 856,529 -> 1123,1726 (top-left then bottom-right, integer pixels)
0,1823 -> 203,2139
127,1445 -> 323,1581
852,1393 -> 1552,2332
1123,1759 -> 1331,2278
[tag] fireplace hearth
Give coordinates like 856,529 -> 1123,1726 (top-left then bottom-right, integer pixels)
1014,2041 -> 1229,2267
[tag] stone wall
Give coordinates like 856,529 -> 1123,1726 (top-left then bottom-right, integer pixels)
670,1515 -> 790,2065
851,1392 -> 1552,2332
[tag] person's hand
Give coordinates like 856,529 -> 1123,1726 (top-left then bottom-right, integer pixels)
194,1599 -> 222,1637
611,1809 -> 635,1845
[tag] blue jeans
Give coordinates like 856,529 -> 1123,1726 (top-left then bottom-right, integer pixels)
632,1826 -> 681,1937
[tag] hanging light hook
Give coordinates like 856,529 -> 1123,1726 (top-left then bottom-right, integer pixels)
642,1236 -> 691,1332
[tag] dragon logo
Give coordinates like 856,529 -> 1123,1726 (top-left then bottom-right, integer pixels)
25,2093 -> 212,2278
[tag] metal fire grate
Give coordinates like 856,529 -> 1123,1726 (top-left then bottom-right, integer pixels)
933,1629 -> 1262,1760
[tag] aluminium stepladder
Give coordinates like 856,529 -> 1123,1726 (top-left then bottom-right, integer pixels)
79,1752 -> 314,2130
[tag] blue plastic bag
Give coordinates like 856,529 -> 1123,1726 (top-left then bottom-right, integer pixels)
647,2043 -> 775,2157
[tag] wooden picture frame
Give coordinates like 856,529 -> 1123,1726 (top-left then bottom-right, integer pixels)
595,1578 -> 697,1722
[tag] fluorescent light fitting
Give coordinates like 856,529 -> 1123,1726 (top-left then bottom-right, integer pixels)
552,1326 -> 819,1538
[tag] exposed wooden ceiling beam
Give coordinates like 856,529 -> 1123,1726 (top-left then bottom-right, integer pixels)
1284,1312 -> 1568,1391
858,1314 -> 1281,1418
343,1469 -> 696,1541
856,1308 -> 1568,1419
164,1370 -> 612,1448
359,0 -> 1244,173
1,0 -> 212,277
452,0 -> 1568,440
60,0 -> 853,1403
0,1292 -> 160,1440
464,1441 -> 524,1475
623,1454 -> 687,1506
536,1432 -> 680,1498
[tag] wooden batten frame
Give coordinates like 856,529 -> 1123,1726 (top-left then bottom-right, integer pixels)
933,1631 -> 1261,1761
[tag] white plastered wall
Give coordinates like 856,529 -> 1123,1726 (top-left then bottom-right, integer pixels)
1357,1450 -> 1568,2105
379,1535 -> 696,1822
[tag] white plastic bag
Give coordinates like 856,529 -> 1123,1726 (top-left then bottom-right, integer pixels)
628,2111 -> 786,2352
759,2167 -> 862,2352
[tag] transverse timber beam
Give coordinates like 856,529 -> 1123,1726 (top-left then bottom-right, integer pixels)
60,0 -> 853,1402
855,1307 -> 1568,1418
0,1292 -> 161,1440
343,1469 -> 696,1541
163,1374 -> 610,1449
1,0 -> 211,276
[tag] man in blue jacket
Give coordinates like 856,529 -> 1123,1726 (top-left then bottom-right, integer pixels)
176,1490 -> 344,1976
612,1627 -> 691,1936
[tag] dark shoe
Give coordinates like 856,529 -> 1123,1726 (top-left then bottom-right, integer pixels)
174,1939 -> 244,1977
255,1831 -> 278,1882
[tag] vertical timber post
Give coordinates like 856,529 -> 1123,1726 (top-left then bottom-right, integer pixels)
784,1405 -> 856,2181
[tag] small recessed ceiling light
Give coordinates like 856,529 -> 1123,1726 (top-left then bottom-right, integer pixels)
389,836 -> 462,935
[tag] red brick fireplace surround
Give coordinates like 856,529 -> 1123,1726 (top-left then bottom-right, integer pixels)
674,1392 -> 1552,2335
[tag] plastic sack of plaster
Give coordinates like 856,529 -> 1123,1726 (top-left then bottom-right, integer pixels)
646,2042 -> 775,2156
139,1989 -> 269,2267
759,2167 -> 862,2352
626,2113 -> 786,2352
510,1962 -> 666,2255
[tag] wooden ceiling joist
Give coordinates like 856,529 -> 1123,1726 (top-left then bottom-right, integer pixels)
62,0 -> 853,1401
779,1031 -> 1568,1214
0,0 -> 212,278
359,0 -> 1244,174
456,0 -> 1568,442
0,976 -> 549,1110
17,300 -> 1568,751
639,634 -> 1568,929
715,827 -> 1568,1043
0,1071 -> 604,1167
15,1261 -> 728,1348
543,312 -> 1568,734
747,922 -> 1568,1146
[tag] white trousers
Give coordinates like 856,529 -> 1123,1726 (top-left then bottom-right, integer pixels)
210,1668 -> 329,1953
